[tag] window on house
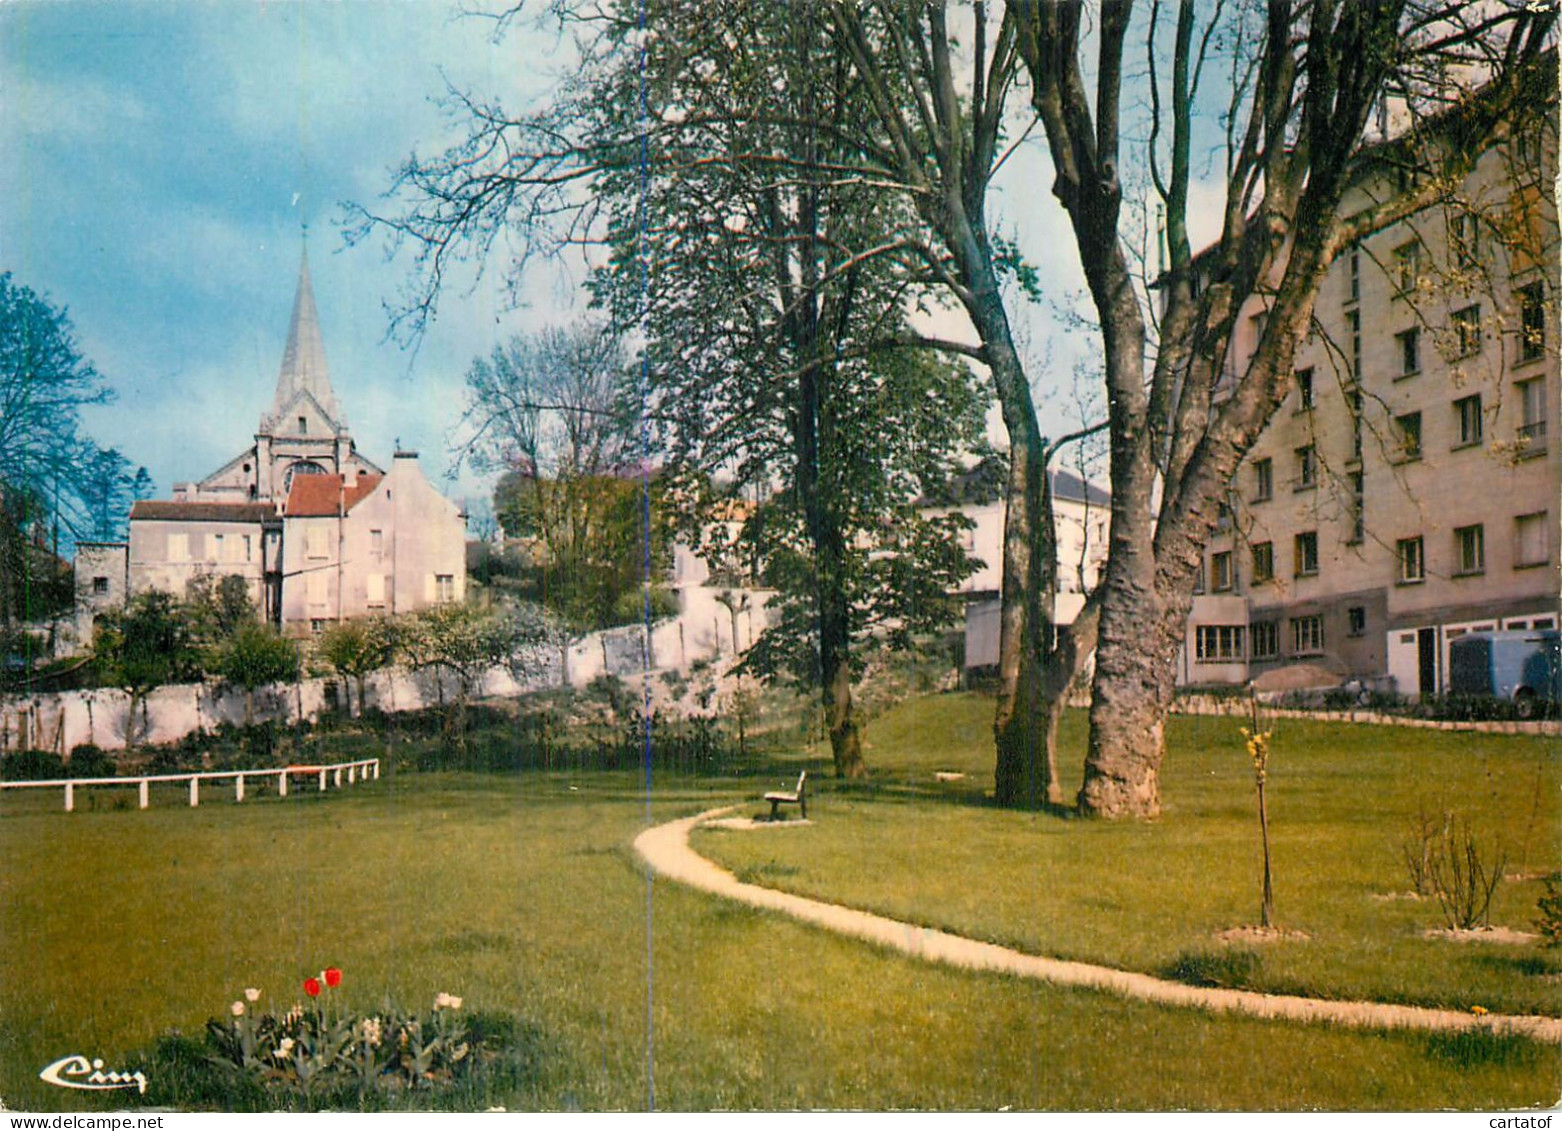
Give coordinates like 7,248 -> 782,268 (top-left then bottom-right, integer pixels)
1454,524 -> 1485,575
1349,389 -> 1363,461
243,535 -> 253,563
1251,620 -> 1280,660
210,534 -> 224,562
370,529 -> 384,559
1295,445 -> 1317,489
1517,377 -> 1547,446
1396,327 -> 1420,376
435,574 -> 456,604
1393,240 -> 1422,294
1291,615 -> 1324,655
1397,536 -> 1425,584
1192,560 -> 1206,594
1451,305 -> 1482,358
92,576 -> 110,595
305,525 -> 329,559
310,619 -> 327,635
1454,395 -> 1483,447
1295,531 -> 1319,576
1216,502 -> 1233,532
1212,551 -> 1235,592
1451,213 -> 1480,267
1196,625 -> 1246,663
298,416 -> 308,435
167,532 -> 189,562
1348,471 -> 1365,544
1346,245 -> 1360,305
1519,281 -> 1546,362
1296,367 -> 1315,410
1515,511 -> 1549,568
1346,309 -> 1362,382
1348,606 -> 1367,636
1395,412 -> 1422,461
366,573 -> 386,607
1253,458 -> 1273,502
1251,542 -> 1274,583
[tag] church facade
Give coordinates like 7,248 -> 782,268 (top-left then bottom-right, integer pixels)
75,254 -> 467,640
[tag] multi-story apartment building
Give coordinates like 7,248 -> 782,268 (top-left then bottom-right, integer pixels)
1182,92 -> 1559,696
75,253 -> 468,640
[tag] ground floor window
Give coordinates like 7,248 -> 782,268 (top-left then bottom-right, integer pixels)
1250,620 -> 1280,660
1196,624 -> 1245,662
1291,615 -> 1324,656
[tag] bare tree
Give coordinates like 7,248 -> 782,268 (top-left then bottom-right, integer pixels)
1011,0 -> 1555,817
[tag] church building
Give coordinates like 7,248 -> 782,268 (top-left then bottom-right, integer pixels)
75,253 -> 467,639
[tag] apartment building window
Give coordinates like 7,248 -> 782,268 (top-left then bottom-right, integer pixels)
305,524 -> 329,559
1347,471 -> 1365,544
1348,606 -> 1367,637
1392,241 -> 1422,295
1251,620 -> 1280,660
1517,377 -> 1547,447
1515,512 -> 1549,568
1454,524 -> 1485,575
1196,625 -> 1246,663
1251,542 -> 1274,583
435,574 -> 456,604
92,576 -> 110,595
1346,309 -> 1362,381
167,532 -> 189,562
1394,412 -> 1422,462
1451,212 -> 1480,267
1253,458 -> 1274,502
1346,245 -> 1360,305
1396,536 -> 1425,584
1349,388 -> 1363,461
1295,367 -> 1315,411
1291,615 -> 1324,656
1294,531 -> 1319,577
1454,394 -> 1483,447
1212,550 -> 1235,592
1450,305 -> 1482,358
1519,281 -> 1546,363
1395,328 -> 1420,377
1295,445 -> 1317,490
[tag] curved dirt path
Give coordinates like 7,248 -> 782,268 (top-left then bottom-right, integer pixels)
634,807 -> 1562,1044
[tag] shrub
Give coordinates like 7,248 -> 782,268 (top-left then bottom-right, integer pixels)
1535,873 -> 1562,948
1404,810 -> 1506,931
2,748 -> 63,781
65,743 -> 116,779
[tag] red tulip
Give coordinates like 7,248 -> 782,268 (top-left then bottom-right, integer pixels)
324,967 -> 342,988
303,977 -> 322,997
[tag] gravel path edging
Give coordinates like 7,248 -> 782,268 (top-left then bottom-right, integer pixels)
633,806 -> 1562,1044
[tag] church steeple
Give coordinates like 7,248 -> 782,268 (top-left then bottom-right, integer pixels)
266,246 -> 345,431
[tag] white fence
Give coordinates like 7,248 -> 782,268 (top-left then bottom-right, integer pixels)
0,757 -> 380,812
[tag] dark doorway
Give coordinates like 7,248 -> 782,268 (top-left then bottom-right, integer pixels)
1417,627 -> 1438,696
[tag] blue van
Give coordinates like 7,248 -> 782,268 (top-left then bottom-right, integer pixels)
1447,630 -> 1562,717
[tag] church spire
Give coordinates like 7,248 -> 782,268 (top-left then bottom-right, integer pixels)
267,245 -> 345,430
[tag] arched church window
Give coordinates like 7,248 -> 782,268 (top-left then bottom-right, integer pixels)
283,460 -> 330,492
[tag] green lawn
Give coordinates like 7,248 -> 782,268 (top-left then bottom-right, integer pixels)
0,698 -> 1558,1110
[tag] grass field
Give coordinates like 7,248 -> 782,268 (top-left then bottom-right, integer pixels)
0,695 -> 1557,1111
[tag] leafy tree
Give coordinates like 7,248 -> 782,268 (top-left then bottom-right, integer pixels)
184,573 -> 259,657
1009,1 -> 1555,816
215,625 -> 300,727
390,602 -> 549,751
317,617 -> 395,717
355,3 -> 984,776
0,273 -> 127,629
92,590 -> 200,746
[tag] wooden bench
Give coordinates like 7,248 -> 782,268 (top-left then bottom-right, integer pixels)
763,771 -> 808,821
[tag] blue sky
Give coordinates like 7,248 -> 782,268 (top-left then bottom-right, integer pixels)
1,0 -> 584,519
1,2 -> 1138,529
